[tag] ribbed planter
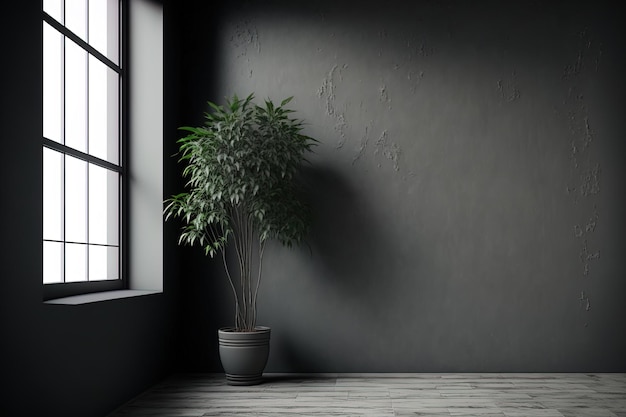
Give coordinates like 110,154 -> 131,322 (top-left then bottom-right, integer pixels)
218,326 -> 271,386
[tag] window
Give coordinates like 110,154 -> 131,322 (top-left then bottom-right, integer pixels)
43,0 -> 125,299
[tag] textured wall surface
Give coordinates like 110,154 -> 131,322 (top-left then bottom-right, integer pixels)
174,0 -> 626,372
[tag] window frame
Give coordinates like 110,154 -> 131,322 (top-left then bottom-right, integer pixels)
42,0 -> 128,301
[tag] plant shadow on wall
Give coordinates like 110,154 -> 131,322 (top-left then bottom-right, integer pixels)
272,162 -> 404,371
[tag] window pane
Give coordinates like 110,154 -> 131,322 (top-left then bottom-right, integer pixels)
65,0 -> 87,41
89,0 -> 119,64
89,164 -> 119,245
65,38 -> 88,153
43,0 -> 63,24
89,56 -> 119,164
106,247 -> 119,280
43,241 -> 64,284
89,245 -> 119,281
43,148 -> 64,241
66,243 -> 87,282
65,156 -> 87,243
43,22 -> 63,143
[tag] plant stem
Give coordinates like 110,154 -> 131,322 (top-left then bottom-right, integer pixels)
221,247 -> 242,329
231,206 -> 248,330
252,240 -> 265,330
247,211 -> 254,329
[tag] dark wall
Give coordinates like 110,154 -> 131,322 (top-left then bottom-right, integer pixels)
174,0 -> 626,372
0,2 -> 180,416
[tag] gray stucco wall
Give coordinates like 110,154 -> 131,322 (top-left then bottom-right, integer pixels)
175,0 -> 625,372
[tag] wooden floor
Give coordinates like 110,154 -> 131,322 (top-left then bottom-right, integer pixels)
108,373 -> 626,416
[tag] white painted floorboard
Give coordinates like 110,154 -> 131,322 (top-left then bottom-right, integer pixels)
108,373 -> 626,416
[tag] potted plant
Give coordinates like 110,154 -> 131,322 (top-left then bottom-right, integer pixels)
164,93 -> 316,385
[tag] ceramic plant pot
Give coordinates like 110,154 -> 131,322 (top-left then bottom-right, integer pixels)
218,326 -> 271,385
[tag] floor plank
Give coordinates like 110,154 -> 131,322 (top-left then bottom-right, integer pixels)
107,373 -> 626,417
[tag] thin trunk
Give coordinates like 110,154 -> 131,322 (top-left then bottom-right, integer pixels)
247,213 -> 254,330
221,248 -> 242,329
252,240 -> 265,329
232,206 -> 247,331
242,207 -> 251,330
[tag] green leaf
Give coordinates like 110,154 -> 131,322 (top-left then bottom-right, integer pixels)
165,91 -> 317,290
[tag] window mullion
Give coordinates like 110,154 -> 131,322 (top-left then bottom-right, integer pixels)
86,23 -> 90,283
44,138 -> 122,173
43,11 -> 121,75
62,155 -> 66,283
62,18 -> 67,284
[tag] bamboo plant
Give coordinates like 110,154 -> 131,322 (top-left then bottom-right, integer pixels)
164,94 -> 316,332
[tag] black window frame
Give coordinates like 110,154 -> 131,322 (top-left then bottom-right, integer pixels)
42,0 -> 128,301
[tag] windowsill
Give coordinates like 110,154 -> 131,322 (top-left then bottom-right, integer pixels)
44,289 -> 161,305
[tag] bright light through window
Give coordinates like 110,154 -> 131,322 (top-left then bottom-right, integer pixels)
43,0 -> 122,287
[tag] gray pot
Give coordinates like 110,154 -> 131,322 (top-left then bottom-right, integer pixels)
218,326 -> 271,385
